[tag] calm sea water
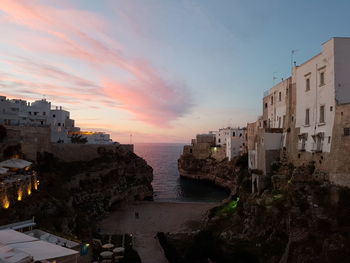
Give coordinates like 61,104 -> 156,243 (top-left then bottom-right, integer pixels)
134,143 -> 229,202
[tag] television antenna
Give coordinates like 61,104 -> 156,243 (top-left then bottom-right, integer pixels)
273,72 -> 279,85
291,49 -> 299,70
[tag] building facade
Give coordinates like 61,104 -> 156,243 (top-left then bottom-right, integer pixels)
0,96 -> 113,145
250,37 -> 350,188
263,78 -> 290,129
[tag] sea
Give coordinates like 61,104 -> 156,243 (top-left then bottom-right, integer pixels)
134,143 -> 229,202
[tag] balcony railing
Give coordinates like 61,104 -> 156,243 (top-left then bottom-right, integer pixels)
297,140 -> 306,151
311,141 -> 323,152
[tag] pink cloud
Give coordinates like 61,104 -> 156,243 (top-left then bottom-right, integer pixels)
0,0 -> 193,127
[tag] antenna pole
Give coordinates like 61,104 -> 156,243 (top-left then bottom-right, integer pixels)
291,49 -> 298,72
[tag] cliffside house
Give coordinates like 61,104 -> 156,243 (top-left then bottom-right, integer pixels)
249,37 -> 350,189
0,96 -> 113,145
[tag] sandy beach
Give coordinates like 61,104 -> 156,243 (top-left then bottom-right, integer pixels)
99,201 -> 218,263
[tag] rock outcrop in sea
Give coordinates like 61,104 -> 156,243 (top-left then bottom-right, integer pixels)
178,153 -> 248,194
0,145 -> 153,239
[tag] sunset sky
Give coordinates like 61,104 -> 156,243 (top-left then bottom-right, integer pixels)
1,0 -> 350,143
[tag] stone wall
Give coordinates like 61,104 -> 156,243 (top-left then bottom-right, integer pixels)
182,143 -> 226,161
192,142 -> 211,159
285,103 -> 350,187
211,145 -> 226,161
50,144 -> 133,162
327,103 -> 350,187
0,126 -> 51,161
196,134 -> 216,144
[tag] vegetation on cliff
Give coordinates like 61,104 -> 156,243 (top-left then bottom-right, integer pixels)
167,154 -> 350,262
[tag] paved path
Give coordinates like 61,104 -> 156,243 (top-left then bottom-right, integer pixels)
99,201 -> 218,263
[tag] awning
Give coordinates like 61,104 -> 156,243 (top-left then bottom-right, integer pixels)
0,159 -> 32,169
311,132 -> 324,141
297,133 -> 308,139
317,132 -> 324,138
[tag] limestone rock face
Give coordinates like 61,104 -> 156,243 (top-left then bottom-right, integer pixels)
0,146 -> 153,239
168,155 -> 350,263
178,153 -> 249,195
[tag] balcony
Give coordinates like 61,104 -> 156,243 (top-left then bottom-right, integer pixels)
311,141 -> 323,152
297,140 -> 306,151
311,133 -> 324,152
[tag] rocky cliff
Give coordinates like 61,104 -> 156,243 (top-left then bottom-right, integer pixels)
178,153 -> 248,195
165,156 -> 350,262
0,145 -> 153,239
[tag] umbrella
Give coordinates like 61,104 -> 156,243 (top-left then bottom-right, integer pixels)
0,159 -> 32,169
0,168 -> 8,174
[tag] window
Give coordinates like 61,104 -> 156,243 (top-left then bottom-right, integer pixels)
305,108 -> 310,125
53,114 -> 56,118
344,128 -> 350,136
58,123 -> 61,126
328,136 -> 331,144
306,78 -> 310,91
330,106 -> 333,111
320,105 -> 325,123
278,116 -> 281,128
43,112 -> 46,116
271,96 -> 273,105
232,132 -> 235,136
282,115 -> 286,128
320,72 -> 325,86
265,103 -> 267,108
279,92 -> 282,101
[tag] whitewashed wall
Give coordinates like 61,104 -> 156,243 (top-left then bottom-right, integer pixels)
265,79 -> 289,128
295,39 -> 335,153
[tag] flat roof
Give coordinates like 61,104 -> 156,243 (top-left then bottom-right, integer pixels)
0,230 -> 38,245
9,240 -> 78,261
0,229 -> 78,261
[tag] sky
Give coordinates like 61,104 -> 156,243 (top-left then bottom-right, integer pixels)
1,0 -> 350,143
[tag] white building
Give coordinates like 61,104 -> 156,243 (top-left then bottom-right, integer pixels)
0,96 -> 30,126
0,96 -> 113,145
294,37 -> 350,153
50,106 -> 76,143
226,135 -> 245,161
215,127 -> 245,146
69,131 -> 113,144
263,78 -> 290,129
213,127 -> 246,160
6,97 -> 76,143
